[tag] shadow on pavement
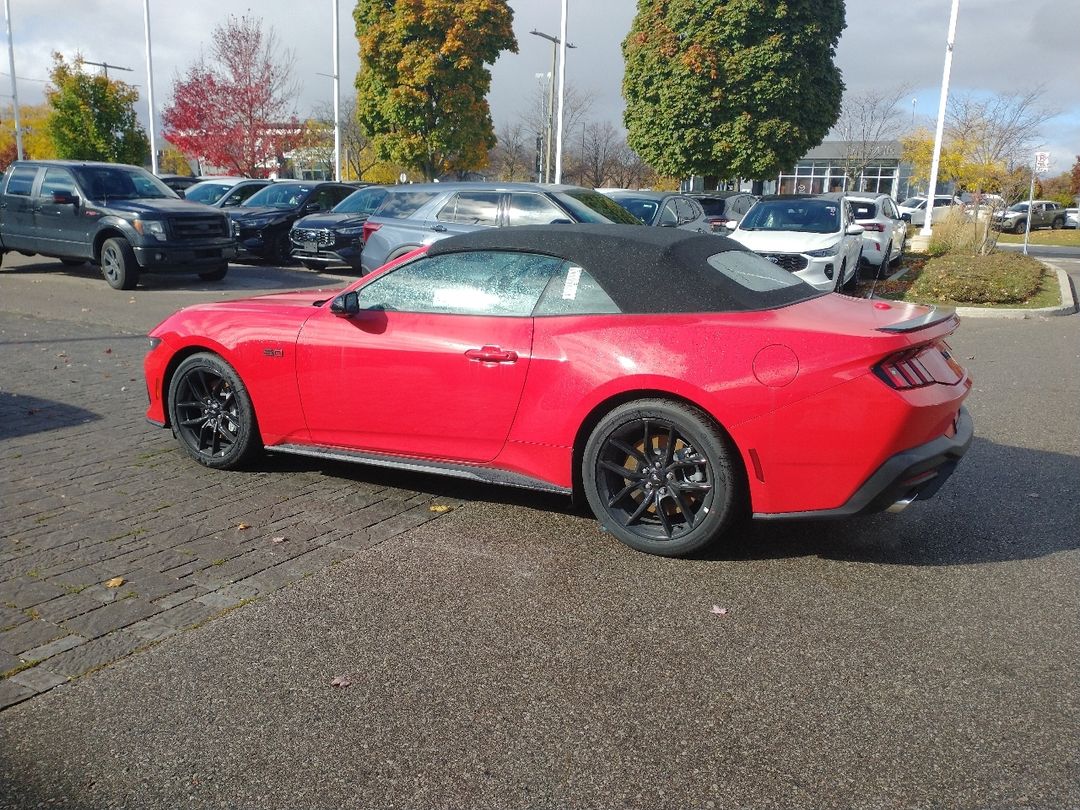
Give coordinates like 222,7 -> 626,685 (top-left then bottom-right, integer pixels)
256,435 -> 1079,568
0,392 -> 100,440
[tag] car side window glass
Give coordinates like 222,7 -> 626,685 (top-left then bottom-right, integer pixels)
534,262 -> 621,316
38,167 -> 77,199
356,250 -> 559,316
436,192 -> 500,226
507,193 -> 565,226
331,186 -> 354,206
4,166 -> 37,196
659,201 -> 678,226
675,198 -> 696,224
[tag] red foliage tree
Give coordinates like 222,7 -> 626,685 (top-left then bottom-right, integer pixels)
162,15 -> 303,177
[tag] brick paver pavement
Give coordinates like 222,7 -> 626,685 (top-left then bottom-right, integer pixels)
0,311 -> 458,709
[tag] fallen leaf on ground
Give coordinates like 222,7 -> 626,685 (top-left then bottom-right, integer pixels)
330,675 -> 352,688
237,523 -> 250,530
429,504 -> 452,513
270,536 -> 287,544
710,605 -> 729,616
105,577 -> 125,588
105,348 -> 112,354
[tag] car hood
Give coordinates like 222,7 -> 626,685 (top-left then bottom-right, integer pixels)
229,206 -> 295,221
293,213 -> 368,229
101,198 -> 223,217
728,229 -> 841,252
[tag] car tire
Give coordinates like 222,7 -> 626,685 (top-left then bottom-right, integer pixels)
889,234 -> 905,269
268,232 -> 293,266
198,263 -> 229,282
99,237 -> 139,290
1051,217 -> 1064,230
582,399 -> 743,557
876,241 -> 892,278
843,255 -> 861,292
1013,219 -> 1027,234
168,352 -> 261,470
60,257 -> 85,267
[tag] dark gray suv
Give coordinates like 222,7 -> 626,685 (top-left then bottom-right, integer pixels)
358,182 -> 641,274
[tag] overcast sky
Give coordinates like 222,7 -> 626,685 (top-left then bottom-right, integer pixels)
4,0 -> 1078,173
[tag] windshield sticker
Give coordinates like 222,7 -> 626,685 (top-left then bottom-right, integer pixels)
562,266 -> 582,300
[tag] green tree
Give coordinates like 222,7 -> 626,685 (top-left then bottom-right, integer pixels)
354,0 -> 517,180
45,53 -> 149,165
622,0 -> 845,180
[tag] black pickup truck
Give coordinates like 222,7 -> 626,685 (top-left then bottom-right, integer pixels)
0,160 -> 237,289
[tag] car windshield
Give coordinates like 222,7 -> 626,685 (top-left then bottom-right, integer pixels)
738,199 -> 841,234
557,190 -> 642,224
900,198 -> 925,209
1008,203 -> 1029,213
184,182 -> 235,204
73,166 -> 177,202
243,183 -> 313,209
333,187 -> 388,215
610,196 -> 660,224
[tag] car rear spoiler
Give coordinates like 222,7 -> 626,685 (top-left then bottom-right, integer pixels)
875,306 -> 958,334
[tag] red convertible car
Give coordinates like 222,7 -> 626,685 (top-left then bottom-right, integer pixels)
144,225 -> 973,557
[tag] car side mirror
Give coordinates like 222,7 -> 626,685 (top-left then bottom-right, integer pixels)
53,190 -> 79,206
305,202 -> 320,213
330,291 -> 359,316
846,223 -> 865,235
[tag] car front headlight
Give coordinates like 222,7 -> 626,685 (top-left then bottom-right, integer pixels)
805,241 -> 841,258
133,219 -> 167,241
336,225 -> 365,237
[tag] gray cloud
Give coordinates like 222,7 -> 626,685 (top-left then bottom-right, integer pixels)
4,0 -> 1076,172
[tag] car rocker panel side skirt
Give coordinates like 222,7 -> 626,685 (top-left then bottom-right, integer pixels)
753,406 -> 973,519
269,442 -> 572,495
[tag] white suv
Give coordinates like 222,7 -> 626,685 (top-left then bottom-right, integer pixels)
897,195 -> 962,226
823,192 -> 907,277
727,195 -> 864,292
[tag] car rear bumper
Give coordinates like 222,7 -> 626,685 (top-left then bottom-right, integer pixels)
753,405 -> 973,519
133,242 -> 236,269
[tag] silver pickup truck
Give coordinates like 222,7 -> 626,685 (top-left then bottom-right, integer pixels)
991,200 -> 1069,233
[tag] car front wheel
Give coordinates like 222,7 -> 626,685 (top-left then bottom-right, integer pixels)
1014,219 -> 1027,234
582,399 -> 742,557
100,237 -> 139,290
168,353 -> 261,469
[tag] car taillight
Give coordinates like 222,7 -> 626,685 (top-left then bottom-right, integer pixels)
361,221 -> 381,243
874,341 -> 964,389
860,222 -> 885,232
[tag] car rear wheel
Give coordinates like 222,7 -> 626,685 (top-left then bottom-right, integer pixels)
168,352 -> 261,470
1051,217 -> 1064,230
198,263 -> 229,282
582,399 -> 742,557
99,237 -> 139,290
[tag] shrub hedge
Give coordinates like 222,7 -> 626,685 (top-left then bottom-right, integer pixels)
906,253 -> 1045,304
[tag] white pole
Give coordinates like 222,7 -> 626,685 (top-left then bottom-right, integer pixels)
1022,166 -> 1035,255
553,0 -> 568,184
143,0 -> 158,173
332,0 -> 341,181
4,0 -> 22,160
920,0 -> 960,237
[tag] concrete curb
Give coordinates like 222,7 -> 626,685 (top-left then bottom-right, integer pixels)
953,261 -> 1076,319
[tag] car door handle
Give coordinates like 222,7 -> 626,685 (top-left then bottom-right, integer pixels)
465,346 -> 518,363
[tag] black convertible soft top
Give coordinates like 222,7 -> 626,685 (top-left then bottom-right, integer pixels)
426,224 -> 822,313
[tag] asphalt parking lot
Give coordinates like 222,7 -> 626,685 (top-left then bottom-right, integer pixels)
1,253 -> 1078,809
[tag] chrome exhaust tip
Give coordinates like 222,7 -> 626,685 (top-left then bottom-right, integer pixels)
887,494 -> 918,514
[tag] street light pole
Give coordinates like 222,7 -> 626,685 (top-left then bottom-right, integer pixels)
530,28 -> 574,184
143,0 -> 158,174
920,0 -> 960,238
332,0 -> 340,181
554,0 -> 569,183
4,0 -> 22,160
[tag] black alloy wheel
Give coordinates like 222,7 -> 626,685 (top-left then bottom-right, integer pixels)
583,400 -> 742,557
100,237 -> 139,290
269,230 -> 293,266
168,353 -> 260,469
